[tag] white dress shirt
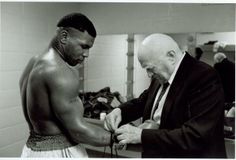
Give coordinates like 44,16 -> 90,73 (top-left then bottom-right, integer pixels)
151,52 -> 186,127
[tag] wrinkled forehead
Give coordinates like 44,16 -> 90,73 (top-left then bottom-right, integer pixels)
138,46 -> 155,68
138,43 -> 164,61
141,34 -> 179,54
138,44 -> 153,57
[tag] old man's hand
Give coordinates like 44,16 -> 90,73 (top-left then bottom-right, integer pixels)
115,124 -> 142,145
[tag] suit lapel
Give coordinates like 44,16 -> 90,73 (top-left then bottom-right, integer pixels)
160,53 -> 194,127
143,79 -> 160,121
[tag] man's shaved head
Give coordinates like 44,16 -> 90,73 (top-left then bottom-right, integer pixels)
137,33 -> 183,84
214,52 -> 227,64
138,33 -> 181,63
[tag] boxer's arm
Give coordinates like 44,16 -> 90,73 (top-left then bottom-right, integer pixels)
45,69 -> 111,146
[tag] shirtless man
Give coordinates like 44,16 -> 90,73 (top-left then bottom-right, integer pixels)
19,13 -> 111,157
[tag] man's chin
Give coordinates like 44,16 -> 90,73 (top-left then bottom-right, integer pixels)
67,61 -> 78,66
153,76 -> 165,84
68,60 -> 84,66
77,59 -> 85,64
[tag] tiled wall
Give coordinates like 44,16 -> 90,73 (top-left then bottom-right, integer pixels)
84,35 -> 128,96
0,2 -> 52,156
77,3 -> 235,34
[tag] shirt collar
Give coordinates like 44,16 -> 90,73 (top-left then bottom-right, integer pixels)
168,52 -> 186,85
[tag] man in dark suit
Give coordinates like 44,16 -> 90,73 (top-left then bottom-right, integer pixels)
104,33 -> 226,158
214,52 -> 235,104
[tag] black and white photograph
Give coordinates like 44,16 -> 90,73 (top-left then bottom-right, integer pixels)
0,0 -> 235,158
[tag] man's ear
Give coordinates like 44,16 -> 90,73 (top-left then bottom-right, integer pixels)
167,50 -> 176,63
59,30 -> 69,45
167,50 -> 175,57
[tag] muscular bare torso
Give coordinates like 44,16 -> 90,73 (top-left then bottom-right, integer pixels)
20,48 -> 82,135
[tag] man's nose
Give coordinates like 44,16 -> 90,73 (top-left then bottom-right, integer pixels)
83,50 -> 89,57
147,71 -> 153,78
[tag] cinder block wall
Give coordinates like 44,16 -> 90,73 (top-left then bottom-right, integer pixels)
84,35 -> 128,96
0,3 -> 49,156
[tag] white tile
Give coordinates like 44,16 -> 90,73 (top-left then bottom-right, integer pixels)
84,35 -> 127,95
0,52 -> 2,71
87,55 -> 111,68
23,35 -> 50,54
1,32 -> 25,52
22,2 -> 51,17
0,89 -> 21,109
1,12 -> 24,36
0,139 -> 26,157
87,66 -> 112,79
0,71 -> 22,90
87,68 -> 101,80
0,52 -> 32,71
111,67 -> 126,77
0,123 -> 29,148
22,15 -> 49,37
1,2 -> 23,15
0,106 -> 25,129
111,55 -> 126,66
85,79 -> 110,92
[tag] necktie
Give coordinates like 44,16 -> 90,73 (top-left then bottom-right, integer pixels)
151,82 -> 169,119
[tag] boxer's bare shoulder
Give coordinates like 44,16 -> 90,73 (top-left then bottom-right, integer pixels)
20,50 -> 82,135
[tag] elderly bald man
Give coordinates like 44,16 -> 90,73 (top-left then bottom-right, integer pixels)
104,33 -> 226,158
214,52 -> 227,63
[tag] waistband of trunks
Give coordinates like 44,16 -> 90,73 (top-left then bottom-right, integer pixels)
26,130 -> 78,151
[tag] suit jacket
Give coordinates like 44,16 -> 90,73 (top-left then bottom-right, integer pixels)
119,53 -> 226,158
214,58 -> 235,103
